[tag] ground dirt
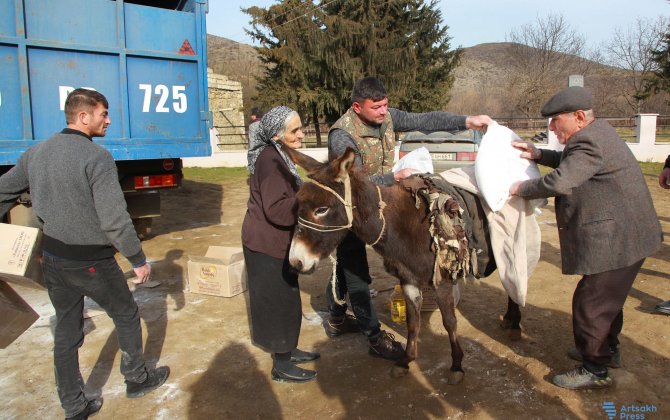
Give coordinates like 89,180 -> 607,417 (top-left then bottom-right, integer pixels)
2,172 -> 669,420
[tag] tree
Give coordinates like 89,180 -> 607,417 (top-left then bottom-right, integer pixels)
505,14 -> 593,117
646,27 -> 670,99
244,0 -> 461,144
603,17 -> 668,114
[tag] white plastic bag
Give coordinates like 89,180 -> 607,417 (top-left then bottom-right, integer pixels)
393,146 -> 434,174
475,123 -> 541,212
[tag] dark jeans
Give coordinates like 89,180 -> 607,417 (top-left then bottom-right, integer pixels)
42,253 -> 147,418
573,258 -> 644,375
325,231 -> 381,338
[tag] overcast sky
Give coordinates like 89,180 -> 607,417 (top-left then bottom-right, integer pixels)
206,0 -> 668,50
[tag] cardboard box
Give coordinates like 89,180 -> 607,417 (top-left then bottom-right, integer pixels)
0,223 -> 44,289
187,246 -> 247,297
0,280 -> 40,348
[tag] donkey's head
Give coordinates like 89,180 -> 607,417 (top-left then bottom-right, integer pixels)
283,146 -> 357,274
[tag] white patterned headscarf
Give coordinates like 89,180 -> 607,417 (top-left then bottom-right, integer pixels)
247,106 -> 302,185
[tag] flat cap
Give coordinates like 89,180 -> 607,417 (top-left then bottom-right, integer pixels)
541,86 -> 593,117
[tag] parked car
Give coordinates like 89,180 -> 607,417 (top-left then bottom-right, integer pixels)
398,129 -> 483,172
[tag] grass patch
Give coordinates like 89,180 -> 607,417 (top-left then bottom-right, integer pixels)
640,161 -> 663,177
183,166 -> 309,183
183,167 -> 248,183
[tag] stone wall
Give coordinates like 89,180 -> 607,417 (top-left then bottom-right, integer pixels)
207,68 -> 246,151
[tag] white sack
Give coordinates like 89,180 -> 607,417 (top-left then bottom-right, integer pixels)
393,146 -> 434,174
475,123 -> 541,212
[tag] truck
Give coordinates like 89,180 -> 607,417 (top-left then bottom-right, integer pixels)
0,0 -> 212,237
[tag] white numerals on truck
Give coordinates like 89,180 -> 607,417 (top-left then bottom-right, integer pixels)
59,86 -> 96,110
139,84 -> 187,113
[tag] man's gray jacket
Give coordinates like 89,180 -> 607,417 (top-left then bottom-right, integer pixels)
518,119 -> 662,275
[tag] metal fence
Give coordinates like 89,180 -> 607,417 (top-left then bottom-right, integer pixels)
229,115 -> 670,149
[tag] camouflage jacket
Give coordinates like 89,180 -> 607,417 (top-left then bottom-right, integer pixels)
329,108 -> 395,176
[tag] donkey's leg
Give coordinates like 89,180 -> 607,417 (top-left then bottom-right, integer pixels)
435,281 -> 464,385
391,283 -> 422,378
500,296 -> 522,341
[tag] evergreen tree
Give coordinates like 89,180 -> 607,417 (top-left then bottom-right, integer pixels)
245,0 -> 461,137
647,30 -> 670,97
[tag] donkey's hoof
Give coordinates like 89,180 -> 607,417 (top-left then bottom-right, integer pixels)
499,317 -> 514,330
447,370 -> 464,385
508,328 -> 522,341
390,364 -> 410,378
500,318 -> 522,340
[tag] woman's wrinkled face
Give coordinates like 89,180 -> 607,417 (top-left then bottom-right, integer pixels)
280,114 -> 304,149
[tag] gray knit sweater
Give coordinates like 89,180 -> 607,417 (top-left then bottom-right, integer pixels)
0,129 -> 145,266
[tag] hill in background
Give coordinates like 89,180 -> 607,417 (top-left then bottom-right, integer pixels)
207,34 -> 264,115
206,35 -> 666,118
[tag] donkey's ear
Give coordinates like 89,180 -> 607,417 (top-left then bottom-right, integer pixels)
334,148 -> 356,183
281,143 -> 321,172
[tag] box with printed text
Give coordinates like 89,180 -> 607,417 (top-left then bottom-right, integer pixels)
0,223 -> 44,289
187,246 -> 247,297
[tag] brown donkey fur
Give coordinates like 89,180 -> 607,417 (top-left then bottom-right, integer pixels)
285,146 -> 471,383
285,146 -> 523,382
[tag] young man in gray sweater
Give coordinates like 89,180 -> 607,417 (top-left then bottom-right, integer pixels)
0,89 -> 169,419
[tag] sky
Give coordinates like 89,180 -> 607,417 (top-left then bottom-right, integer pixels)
206,0 -> 668,50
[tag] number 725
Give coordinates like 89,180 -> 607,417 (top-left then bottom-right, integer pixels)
139,84 -> 187,113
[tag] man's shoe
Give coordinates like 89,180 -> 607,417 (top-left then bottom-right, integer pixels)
567,347 -> 621,369
271,361 -> 317,383
368,331 -> 405,361
655,300 -> 670,315
323,314 -> 360,338
552,366 -> 613,390
66,398 -> 103,420
290,348 -> 320,363
126,366 -> 170,398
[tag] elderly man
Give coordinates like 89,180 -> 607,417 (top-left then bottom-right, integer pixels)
510,86 -> 662,390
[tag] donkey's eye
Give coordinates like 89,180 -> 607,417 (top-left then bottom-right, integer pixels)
314,207 -> 329,217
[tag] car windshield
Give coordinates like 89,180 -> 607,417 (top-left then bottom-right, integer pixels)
401,129 -> 481,144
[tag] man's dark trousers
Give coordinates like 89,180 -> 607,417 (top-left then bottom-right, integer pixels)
42,253 -> 148,418
573,258 -> 644,374
325,231 -> 381,338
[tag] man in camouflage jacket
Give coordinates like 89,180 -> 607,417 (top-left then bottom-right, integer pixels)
323,76 -> 492,359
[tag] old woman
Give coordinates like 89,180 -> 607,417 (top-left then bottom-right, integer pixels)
241,106 -> 319,383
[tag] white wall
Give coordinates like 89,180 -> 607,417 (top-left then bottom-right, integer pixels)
185,116 -> 668,168
183,129 -> 329,168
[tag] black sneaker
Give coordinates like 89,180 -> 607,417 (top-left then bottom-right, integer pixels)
368,331 -> 405,360
567,347 -> 621,369
290,348 -> 320,363
271,360 -> 317,383
323,314 -> 360,338
552,366 -> 613,389
66,398 -> 103,420
126,366 -> 170,399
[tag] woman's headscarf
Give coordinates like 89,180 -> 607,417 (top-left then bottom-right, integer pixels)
247,106 -> 302,185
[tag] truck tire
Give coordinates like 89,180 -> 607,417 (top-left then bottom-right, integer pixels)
133,218 -> 153,240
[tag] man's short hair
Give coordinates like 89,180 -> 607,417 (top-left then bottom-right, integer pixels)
351,77 -> 387,104
250,107 -> 263,119
64,88 -> 108,124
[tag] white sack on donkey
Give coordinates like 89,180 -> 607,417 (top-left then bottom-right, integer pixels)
475,122 -> 541,212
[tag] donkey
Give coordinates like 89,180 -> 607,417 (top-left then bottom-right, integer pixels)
285,146 -> 520,384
